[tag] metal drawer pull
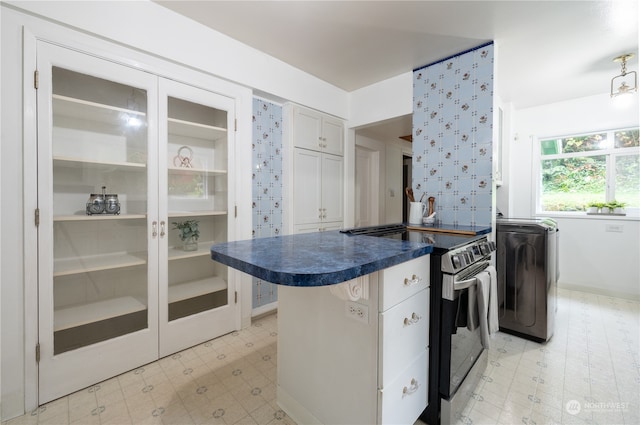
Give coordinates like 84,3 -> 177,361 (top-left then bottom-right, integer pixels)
404,274 -> 422,286
160,221 -> 166,237
402,378 -> 419,397
403,312 -> 421,326
152,221 -> 158,238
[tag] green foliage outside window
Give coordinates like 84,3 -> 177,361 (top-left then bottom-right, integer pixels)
561,133 -> 606,153
615,129 -> 640,148
539,128 -> 639,213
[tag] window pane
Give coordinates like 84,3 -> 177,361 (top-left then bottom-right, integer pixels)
615,130 -> 640,148
615,154 -> 640,208
541,156 -> 606,211
561,133 -> 608,153
540,139 -> 559,155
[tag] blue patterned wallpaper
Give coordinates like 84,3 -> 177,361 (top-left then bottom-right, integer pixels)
412,42 -> 494,226
251,98 -> 283,309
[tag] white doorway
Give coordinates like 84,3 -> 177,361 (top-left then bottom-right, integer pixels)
355,146 -> 380,227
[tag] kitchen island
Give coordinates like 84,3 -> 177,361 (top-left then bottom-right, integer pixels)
211,231 -> 433,425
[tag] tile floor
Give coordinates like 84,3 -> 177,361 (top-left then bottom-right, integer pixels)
3,288 -> 639,425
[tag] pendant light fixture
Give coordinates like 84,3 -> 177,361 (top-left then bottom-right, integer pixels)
610,53 -> 637,98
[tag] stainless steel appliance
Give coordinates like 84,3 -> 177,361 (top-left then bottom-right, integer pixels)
341,224 -> 495,425
438,235 -> 495,424
496,218 -> 558,342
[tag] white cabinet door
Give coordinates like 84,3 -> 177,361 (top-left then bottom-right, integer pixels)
322,153 -> 344,224
158,79 -> 237,357
293,148 -> 322,225
378,351 -> 428,425
292,105 -> 344,155
379,289 -> 429,387
292,107 -> 323,151
36,41 -> 159,404
322,115 -> 345,156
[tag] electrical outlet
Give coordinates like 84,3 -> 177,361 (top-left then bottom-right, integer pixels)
605,224 -> 623,233
345,301 -> 369,324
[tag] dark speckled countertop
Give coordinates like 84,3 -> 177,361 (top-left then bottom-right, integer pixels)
210,231 -> 432,287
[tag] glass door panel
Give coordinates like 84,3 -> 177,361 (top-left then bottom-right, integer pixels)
159,79 -> 236,357
166,96 -> 228,321
51,67 -> 150,353
37,41 -> 158,404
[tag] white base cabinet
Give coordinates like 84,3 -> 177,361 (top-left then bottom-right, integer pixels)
277,256 -> 430,425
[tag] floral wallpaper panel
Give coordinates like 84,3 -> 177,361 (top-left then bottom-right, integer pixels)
413,42 -> 494,226
252,98 -> 283,309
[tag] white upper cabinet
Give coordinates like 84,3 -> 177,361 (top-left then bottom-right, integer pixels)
285,103 -> 346,234
292,105 -> 344,156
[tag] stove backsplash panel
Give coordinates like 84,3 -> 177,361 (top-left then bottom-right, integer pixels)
412,42 -> 494,227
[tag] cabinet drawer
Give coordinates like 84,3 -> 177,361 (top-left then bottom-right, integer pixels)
379,289 -> 429,386
380,255 -> 430,311
378,350 -> 428,425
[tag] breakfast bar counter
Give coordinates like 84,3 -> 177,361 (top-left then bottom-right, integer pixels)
211,231 -> 434,425
210,230 -> 432,286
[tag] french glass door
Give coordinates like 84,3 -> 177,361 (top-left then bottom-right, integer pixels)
36,42 -> 159,404
36,41 -> 239,404
158,79 -> 236,357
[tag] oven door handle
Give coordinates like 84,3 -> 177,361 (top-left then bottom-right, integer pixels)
453,276 -> 477,291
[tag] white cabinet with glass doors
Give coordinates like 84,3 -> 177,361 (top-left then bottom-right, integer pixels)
36,41 -> 238,404
159,79 -> 236,357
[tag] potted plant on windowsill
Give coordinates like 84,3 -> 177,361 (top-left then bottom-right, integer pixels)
586,201 -> 602,214
607,200 -> 626,215
172,219 -> 200,251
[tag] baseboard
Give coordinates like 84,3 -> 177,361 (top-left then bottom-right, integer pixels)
277,385 -> 323,425
558,282 -> 640,301
251,302 -> 278,319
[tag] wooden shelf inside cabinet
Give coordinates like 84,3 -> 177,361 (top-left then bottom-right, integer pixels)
54,296 -> 147,332
168,167 -> 227,176
54,156 -> 146,171
54,214 -> 147,222
168,211 -> 227,218
54,251 -> 147,277
168,117 -> 227,141
53,94 -> 146,124
168,277 -> 227,304
168,241 -> 215,261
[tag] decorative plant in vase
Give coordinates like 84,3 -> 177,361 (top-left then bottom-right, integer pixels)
607,200 -> 626,215
585,201 -> 601,214
172,220 -> 200,251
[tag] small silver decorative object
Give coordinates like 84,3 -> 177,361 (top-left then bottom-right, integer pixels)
104,193 -> 121,215
86,186 -> 120,215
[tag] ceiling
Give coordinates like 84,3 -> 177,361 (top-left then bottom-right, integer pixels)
155,1 -> 638,140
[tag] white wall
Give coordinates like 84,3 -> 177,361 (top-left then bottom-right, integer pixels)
348,72 -> 413,129
505,92 -> 640,298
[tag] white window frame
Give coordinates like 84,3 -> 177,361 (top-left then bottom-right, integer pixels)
534,127 -> 640,218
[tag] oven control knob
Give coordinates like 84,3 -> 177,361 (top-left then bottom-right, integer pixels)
452,255 -> 462,269
466,249 -> 474,262
479,242 -> 489,255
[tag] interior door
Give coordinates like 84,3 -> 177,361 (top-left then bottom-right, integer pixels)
321,153 -> 344,224
293,148 -> 322,225
355,146 -> 378,227
158,78 -> 237,357
36,42 -> 159,403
